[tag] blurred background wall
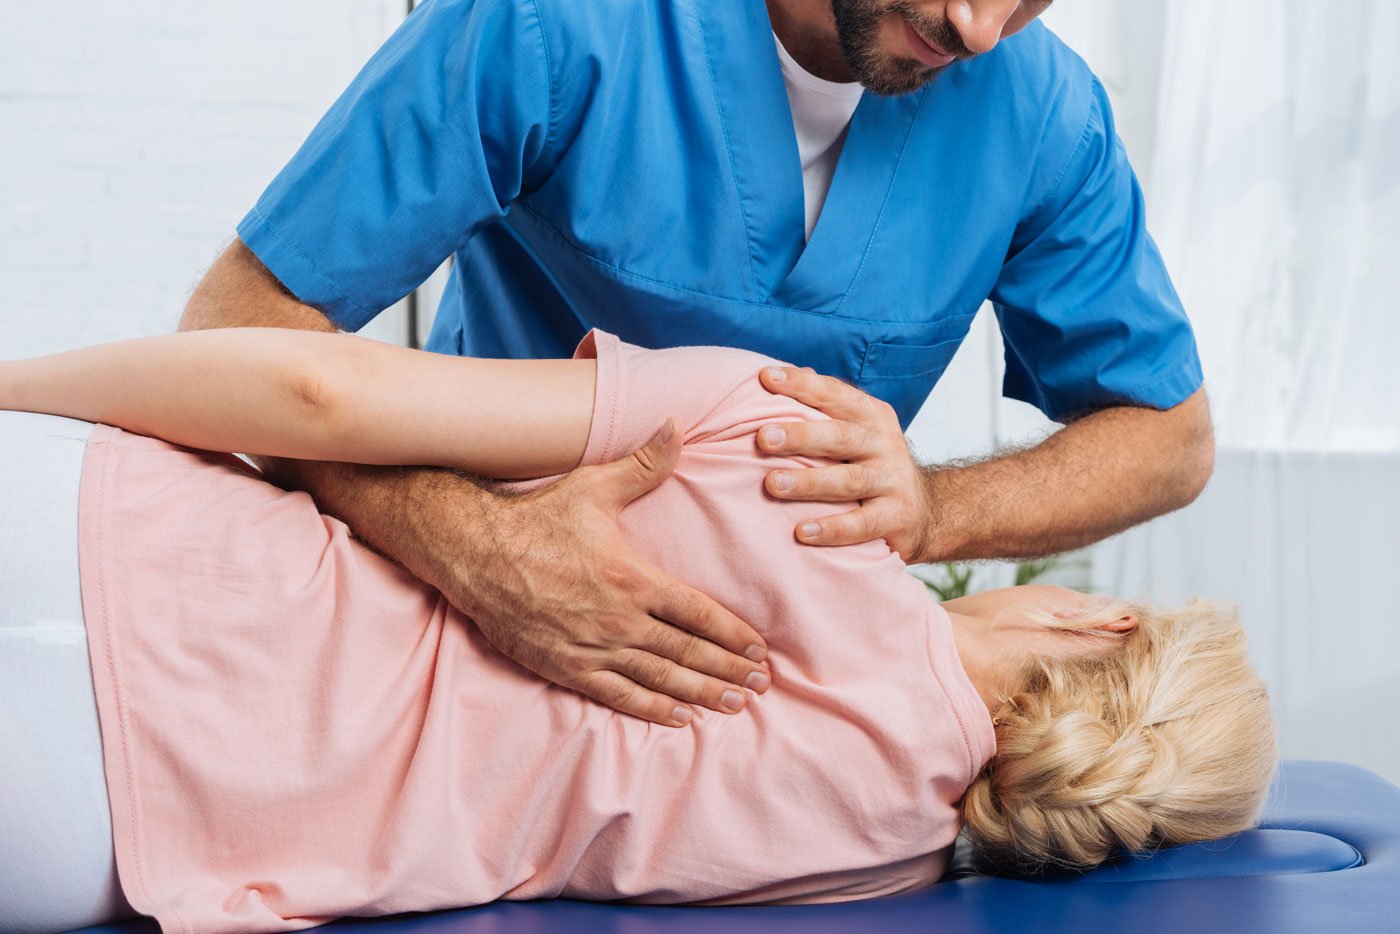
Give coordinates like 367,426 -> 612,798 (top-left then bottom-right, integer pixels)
2,0 -> 1396,781
0,0 -> 413,350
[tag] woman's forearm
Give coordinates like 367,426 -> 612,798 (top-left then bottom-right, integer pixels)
0,328 -> 596,479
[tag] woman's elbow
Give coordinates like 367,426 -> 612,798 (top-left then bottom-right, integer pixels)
287,369 -> 327,410
282,364 -> 346,455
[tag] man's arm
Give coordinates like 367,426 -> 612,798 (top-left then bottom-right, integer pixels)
178,240 -> 771,727
913,388 -> 1212,562
750,365 -> 1213,563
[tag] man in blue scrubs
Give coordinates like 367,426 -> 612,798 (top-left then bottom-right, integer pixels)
182,0 -> 1213,727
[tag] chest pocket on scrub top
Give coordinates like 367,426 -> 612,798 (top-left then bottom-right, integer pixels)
856,337 -> 964,428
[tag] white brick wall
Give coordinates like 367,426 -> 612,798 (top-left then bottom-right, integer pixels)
1,0 -> 409,356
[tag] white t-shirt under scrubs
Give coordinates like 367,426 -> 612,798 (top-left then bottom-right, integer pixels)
773,34 -> 866,240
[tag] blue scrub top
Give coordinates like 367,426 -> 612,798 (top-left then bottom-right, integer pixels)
237,0 -> 1202,429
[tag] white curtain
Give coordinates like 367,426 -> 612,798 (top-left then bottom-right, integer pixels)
1147,0 -> 1400,451
1082,0 -> 1400,783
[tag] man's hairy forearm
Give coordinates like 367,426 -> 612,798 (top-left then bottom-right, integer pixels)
917,390 -> 1214,563
181,241 -> 336,334
253,455 -> 490,596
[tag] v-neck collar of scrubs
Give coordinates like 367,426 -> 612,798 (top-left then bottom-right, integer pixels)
700,2 -> 928,312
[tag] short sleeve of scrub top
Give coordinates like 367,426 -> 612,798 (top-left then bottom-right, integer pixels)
235,0 -> 555,332
989,75 -> 1203,422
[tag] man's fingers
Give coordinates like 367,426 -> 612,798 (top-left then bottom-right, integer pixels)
610,647 -> 758,715
637,613 -> 770,694
756,417 -> 874,459
764,462 -> 889,502
793,505 -> 887,547
647,575 -> 768,664
759,365 -> 873,420
576,669 -> 699,728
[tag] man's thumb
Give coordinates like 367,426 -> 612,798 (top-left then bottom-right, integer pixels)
598,417 -> 682,508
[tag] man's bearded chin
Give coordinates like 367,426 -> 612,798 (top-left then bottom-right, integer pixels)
830,0 -> 955,96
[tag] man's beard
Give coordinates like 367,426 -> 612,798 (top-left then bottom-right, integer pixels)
830,0 -> 969,96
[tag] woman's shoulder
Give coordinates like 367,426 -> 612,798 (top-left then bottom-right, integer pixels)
577,329 -> 823,463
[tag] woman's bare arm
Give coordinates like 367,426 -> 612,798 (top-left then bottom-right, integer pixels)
0,328 -> 595,480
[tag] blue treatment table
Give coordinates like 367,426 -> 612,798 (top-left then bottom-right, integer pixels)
77,759 -> 1398,933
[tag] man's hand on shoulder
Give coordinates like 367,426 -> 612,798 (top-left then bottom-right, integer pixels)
754,365 -> 935,563
753,359 -> 1215,565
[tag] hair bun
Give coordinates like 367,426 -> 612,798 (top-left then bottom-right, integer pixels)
959,600 -> 1276,874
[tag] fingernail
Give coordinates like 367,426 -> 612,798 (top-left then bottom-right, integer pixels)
722,689 -> 744,711
762,426 -> 786,446
655,419 -> 674,444
800,522 -> 821,539
772,471 -> 794,492
744,644 -> 767,662
673,705 -> 692,724
746,671 -> 770,692
766,367 -> 787,382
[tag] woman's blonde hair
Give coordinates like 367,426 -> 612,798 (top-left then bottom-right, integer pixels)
959,598 -> 1278,874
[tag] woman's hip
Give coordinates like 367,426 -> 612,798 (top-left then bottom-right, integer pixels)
0,411 -> 136,931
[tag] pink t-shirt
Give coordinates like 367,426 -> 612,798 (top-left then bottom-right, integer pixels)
77,329 -> 995,933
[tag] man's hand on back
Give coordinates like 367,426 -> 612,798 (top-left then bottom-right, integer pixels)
430,417 -> 771,727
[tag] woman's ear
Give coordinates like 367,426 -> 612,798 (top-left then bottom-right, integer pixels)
1050,598 -> 1139,634
1095,613 -> 1139,634
1047,599 -> 1142,635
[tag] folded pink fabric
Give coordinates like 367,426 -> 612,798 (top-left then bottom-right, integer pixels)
77,328 -> 995,933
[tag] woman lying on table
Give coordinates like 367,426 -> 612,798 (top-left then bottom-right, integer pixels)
0,327 -> 1276,933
